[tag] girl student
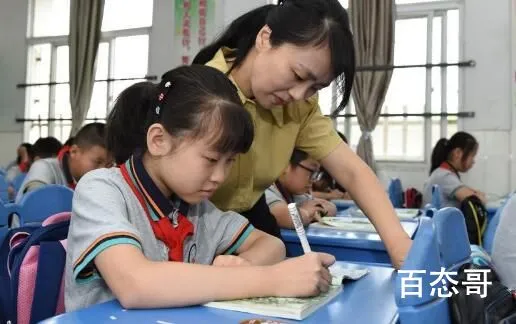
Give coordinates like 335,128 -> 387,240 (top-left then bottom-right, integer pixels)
65,65 -> 335,312
423,131 -> 485,208
193,0 -> 411,268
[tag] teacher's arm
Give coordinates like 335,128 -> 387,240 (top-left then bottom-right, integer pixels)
321,143 -> 412,269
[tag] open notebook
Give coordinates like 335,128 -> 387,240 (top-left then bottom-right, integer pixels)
203,267 -> 368,321
310,217 -> 377,232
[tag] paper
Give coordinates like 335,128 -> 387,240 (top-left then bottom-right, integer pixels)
330,266 -> 370,282
311,217 -> 377,232
204,267 -> 369,320
204,285 -> 342,320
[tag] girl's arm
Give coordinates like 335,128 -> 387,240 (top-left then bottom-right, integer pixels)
456,187 -> 487,204
321,143 -> 412,269
235,229 -> 286,265
94,245 -> 335,309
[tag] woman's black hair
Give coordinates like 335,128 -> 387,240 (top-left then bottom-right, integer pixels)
430,131 -> 478,174
337,131 -> 348,144
106,65 -> 255,165
193,0 -> 355,110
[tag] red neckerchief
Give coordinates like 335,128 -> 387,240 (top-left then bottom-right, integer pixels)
439,161 -> 461,179
57,146 -> 77,189
119,156 -> 193,262
18,161 -> 30,173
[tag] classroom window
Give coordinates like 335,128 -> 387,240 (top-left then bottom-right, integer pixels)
320,3 -> 461,162
31,0 -> 70,37
25,0 -> 152,143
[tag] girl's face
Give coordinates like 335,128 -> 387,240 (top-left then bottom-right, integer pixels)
282,157 -> 321,195
18,146 -> 29,163
146,124 -> 236,204
451,146 -> 478,172
249,26 -> 334,108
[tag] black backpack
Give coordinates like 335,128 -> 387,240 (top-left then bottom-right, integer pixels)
460,195 -> 488,245
450,263 -> 516,324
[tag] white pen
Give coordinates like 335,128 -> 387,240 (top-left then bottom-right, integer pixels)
287,203 -> 311,253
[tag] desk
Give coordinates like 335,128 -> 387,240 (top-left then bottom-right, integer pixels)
41,263 -> 398,324
282,221 -> 419,265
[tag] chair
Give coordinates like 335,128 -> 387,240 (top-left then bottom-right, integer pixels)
11,185 -> 73,225
10,172 -> 27,195
395,217 -> 451,324
433,207 -> 471,271
388,178 -> 404,208
0,175 -> 10,203
431,185 -> 442,209
483,194 -> 512,254
0,202 -> 16,246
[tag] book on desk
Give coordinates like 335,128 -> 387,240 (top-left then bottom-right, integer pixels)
203,267 -> 369,320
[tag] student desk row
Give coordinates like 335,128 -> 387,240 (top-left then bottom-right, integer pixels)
281,220 -> 419,265
41,262 -> 398,324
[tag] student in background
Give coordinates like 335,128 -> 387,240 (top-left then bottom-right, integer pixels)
65,65 -> 335,312
6,143 -> 33,181
312,132 -> 351,201
422,131 -> 485,208
32,136 -> 63,161
15,123 -> 108,201
266,149 -> 337,228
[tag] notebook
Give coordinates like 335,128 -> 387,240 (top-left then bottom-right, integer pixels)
203,267 -> 369,321
310,217 -> 377,232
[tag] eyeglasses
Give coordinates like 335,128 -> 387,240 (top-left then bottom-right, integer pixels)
296,163 -> 323,182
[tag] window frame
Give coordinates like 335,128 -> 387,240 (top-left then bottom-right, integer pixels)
328,0 -> 463,163
24,0 -> 152,142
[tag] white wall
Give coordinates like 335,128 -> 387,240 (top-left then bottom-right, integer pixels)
379,0 -> 516,196
0,0 -> 29,166
149,0 -> 267,75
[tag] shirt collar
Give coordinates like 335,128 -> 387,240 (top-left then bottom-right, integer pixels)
128,155 -> 189,220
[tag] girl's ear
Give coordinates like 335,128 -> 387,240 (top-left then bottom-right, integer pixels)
146,123 -> 174,157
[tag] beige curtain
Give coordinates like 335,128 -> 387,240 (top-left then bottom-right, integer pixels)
349,0 -> 395,172
69,0 -> 104,135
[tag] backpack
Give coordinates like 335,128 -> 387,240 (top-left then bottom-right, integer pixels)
460,196 -> 488,245
404,187 -> 423,209
0,212 -> 70,324
450,263 -> 516,324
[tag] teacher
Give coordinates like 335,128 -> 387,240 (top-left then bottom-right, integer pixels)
193,0 -> 412,269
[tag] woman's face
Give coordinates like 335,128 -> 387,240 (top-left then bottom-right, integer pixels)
250,26 -> 334,108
